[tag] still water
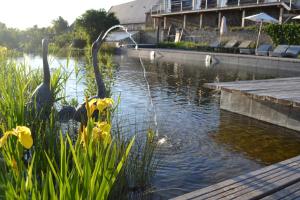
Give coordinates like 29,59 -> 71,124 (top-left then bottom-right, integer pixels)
18,53 -> 300,199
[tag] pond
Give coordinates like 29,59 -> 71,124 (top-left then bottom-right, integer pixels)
17,53 -> 300,199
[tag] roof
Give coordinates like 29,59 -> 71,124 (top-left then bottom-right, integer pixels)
109,0 -> 159,24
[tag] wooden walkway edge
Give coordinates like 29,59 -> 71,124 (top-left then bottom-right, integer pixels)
204,77 -> 300,108
203,77 -> 300,132
172,155 -> 300,200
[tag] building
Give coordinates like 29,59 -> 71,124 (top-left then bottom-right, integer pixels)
109,0 -> 160,30
150,0 -> 300,29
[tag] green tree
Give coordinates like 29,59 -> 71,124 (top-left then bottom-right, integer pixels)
52,16 -> 69,34
75,9 -> 119,43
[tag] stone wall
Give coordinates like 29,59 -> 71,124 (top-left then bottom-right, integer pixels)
139,28 -> 273,45
186,29 -> 273,45
140,30 -> 158,44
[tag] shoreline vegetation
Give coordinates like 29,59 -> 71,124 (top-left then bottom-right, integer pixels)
0,33 -> 159,199
0,9 -> 119,55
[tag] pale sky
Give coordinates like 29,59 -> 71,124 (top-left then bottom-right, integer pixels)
0,0 -> 131,30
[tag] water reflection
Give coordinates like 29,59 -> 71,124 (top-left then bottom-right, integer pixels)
112,55 -> 300,199
212,110 -> 300,165
15,54 -> 300,199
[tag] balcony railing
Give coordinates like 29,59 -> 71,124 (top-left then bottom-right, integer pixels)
151,0 -> 296,15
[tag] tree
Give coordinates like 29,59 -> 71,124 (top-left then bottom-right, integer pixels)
52,16 -> 69,35
75,9 -> 119,43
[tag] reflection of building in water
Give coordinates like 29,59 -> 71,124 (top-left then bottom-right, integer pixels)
212,110 -> 300,165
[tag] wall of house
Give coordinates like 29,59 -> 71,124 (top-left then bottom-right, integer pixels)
157,6 -> 282,30
138,27 -> 272,46
124,23 -> 146,31
186,29 -> 272,45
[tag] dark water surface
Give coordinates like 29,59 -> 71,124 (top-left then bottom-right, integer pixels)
111,55 -> 300,199
19,54 -> 300,199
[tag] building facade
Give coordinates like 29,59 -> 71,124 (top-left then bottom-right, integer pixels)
150,0 -> 300,29
109,0 -> 161,30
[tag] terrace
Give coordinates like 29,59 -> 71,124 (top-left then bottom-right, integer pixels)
151,0 -> 298,17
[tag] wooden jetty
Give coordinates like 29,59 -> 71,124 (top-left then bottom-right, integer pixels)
172,155 -> 300,200
204,77 -> 300,132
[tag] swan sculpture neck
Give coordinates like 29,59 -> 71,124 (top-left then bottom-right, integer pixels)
92,33 -> 106,98
42,39 -> 50,86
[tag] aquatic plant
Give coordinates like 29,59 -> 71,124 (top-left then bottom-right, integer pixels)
0,54 -> 135,199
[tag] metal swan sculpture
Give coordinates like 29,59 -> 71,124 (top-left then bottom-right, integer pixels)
27,38 -> 52,119
58,32 -> 106,124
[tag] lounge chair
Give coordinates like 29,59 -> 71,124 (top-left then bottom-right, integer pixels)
239,40 -> 254,54
269,45 -> 289,57
255,44 -> 272,56
224,40 -> 239,48
208,40 -> 222,52
285,45 -> 300,58
210,41 -> 221,48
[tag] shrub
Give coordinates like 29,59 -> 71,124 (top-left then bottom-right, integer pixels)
265,23 -> 300,45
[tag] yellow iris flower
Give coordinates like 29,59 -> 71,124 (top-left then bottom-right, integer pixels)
85,98 -> 114,118
92,122 -> 111,143
80,126 -> 88,147
86,98 -> 98,117
96,98 -> 114,112
0,46 -> 7,55
0,126 -> 33,149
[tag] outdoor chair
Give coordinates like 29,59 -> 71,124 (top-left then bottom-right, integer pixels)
209,41 -> 221,48
224,40 -> 239,48
285,45 -> 300,58
209,40 -> 222,52
239,40 -> 254,54
269,45 -> 289,57
255,44 -> 272,56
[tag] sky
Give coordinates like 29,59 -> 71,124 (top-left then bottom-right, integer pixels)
0,0 -> 131,30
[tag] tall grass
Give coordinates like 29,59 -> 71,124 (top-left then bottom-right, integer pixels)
82,48 -> 160,199
0,53 -> 135,199
0,48 -> 159,199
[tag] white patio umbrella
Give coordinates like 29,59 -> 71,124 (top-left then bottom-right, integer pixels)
293,15 -> 300,19
244,13 -> 278,51
219,16 -> 227,42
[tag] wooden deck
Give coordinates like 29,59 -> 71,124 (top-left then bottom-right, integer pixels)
171,77 -> 300,199
203,77 -> 300,131
205,77 -> 300,108
172,155 -> 300,200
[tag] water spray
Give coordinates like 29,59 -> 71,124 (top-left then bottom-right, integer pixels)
101,25 -> 138,49
101,25 -> 158,136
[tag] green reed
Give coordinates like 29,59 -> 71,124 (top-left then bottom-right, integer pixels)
0,47 -> 159,199
0,53 -> 135,199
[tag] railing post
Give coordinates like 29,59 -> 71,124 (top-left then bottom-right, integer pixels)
181,0 -> 183,11
290,0 -> 292,8
257,0 -> 259,4
238,0 -> 240,6
160,4 -> 162,13
205,0 -> 208,9
200,13 -> 203,29
241,10 -> 245,27
279,7 -> 283,24
218,12 -> 221,28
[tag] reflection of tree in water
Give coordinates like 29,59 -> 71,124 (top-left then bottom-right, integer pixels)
211,111 -> 300,165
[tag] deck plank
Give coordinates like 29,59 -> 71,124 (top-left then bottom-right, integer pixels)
261,181 -> 300,200
172,155 -> 300,200
204,77 -> 300,107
